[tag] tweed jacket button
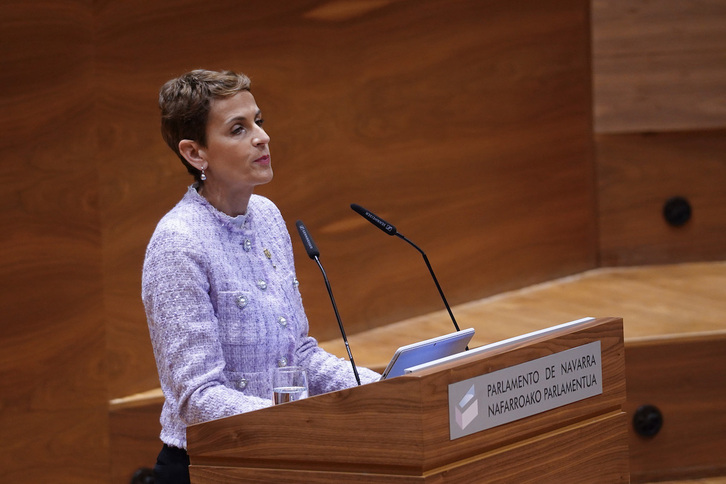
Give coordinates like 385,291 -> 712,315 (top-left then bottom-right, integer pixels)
256,280 -> 267,290
235,295 -> 248,308
278,316 -> 288,328
243,239 -> 252,252
277,357 -> 288,367
293,278 -> 299,288
237,378 -> 248,390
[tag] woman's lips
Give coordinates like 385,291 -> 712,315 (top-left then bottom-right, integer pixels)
254,155 -> 271,165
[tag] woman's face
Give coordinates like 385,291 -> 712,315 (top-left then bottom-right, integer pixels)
199,90 -> 272,197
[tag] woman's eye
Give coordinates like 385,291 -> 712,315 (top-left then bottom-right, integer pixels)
255,118 -> 265,127
232,125 -> 245,135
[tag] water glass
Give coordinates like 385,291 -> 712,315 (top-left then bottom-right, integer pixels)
272,366 -> 308,405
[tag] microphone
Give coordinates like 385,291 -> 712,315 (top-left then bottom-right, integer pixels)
350,203 -> 397,235
295,220 -> 361,386
349,204 -> 463,337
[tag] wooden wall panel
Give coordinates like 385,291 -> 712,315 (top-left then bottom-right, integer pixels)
592,0 -> 726,133
109,399 -> 163,483
96,0 -> 597,400
0,1 -> 109,482
592,0 -> 726,267
597,130 -> 726,266
626,333 -> 726,481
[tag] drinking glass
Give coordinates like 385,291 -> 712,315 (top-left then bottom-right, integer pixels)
272,366 -> 308,405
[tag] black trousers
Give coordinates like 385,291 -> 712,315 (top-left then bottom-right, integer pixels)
154,444 -> 190,484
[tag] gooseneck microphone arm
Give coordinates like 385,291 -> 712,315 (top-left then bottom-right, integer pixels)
393,232 -> 462,333
349,203 -> 462,334
295,220 -> 362,386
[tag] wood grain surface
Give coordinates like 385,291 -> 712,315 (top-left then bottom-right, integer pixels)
597,130 -> 726,266
320,261 -> 726,370
626,333 -> 726,482
0,1 -> 109,482
592,0 -> 726,133
190,413 -> 628,483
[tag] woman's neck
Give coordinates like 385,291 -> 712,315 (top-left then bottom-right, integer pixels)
197,183 -> 252,217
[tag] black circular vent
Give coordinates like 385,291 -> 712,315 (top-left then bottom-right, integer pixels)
663,196 -> 692,227
633,404 -> 663,437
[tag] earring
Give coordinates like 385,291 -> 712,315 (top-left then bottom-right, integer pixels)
200,168 -> 207,181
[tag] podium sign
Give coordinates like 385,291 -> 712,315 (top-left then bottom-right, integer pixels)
449,340 -> 603,439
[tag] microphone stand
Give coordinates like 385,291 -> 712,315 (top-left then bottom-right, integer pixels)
312,254 -> 362,386
395,233 -> 461,333
296,220 -> 361,386
349,204 -> 466,350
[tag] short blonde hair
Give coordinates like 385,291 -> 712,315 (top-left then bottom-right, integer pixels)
159,69 -> 251,181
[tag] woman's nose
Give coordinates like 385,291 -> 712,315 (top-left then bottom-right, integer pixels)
253,126 -> 270,145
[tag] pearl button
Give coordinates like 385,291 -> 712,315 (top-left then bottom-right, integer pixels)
277,357 -> 288,367
293,278 -> 299,288
235,295 -> 248,308
278,316 -> 288,328
243,239 -> 252,252
237,378 -> 248,389
257,280 -> 267,290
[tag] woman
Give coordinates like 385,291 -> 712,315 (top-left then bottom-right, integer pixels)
142,69 -> 380,484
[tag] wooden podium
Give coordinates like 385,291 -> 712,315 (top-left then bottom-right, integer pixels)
187,317 -> 629,483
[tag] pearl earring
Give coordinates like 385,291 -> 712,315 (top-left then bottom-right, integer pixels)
200,168 -> 207,181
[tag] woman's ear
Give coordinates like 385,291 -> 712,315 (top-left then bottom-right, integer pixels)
178,139 -> 206,171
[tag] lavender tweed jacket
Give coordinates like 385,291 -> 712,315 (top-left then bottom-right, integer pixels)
142,186 -> 379,449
